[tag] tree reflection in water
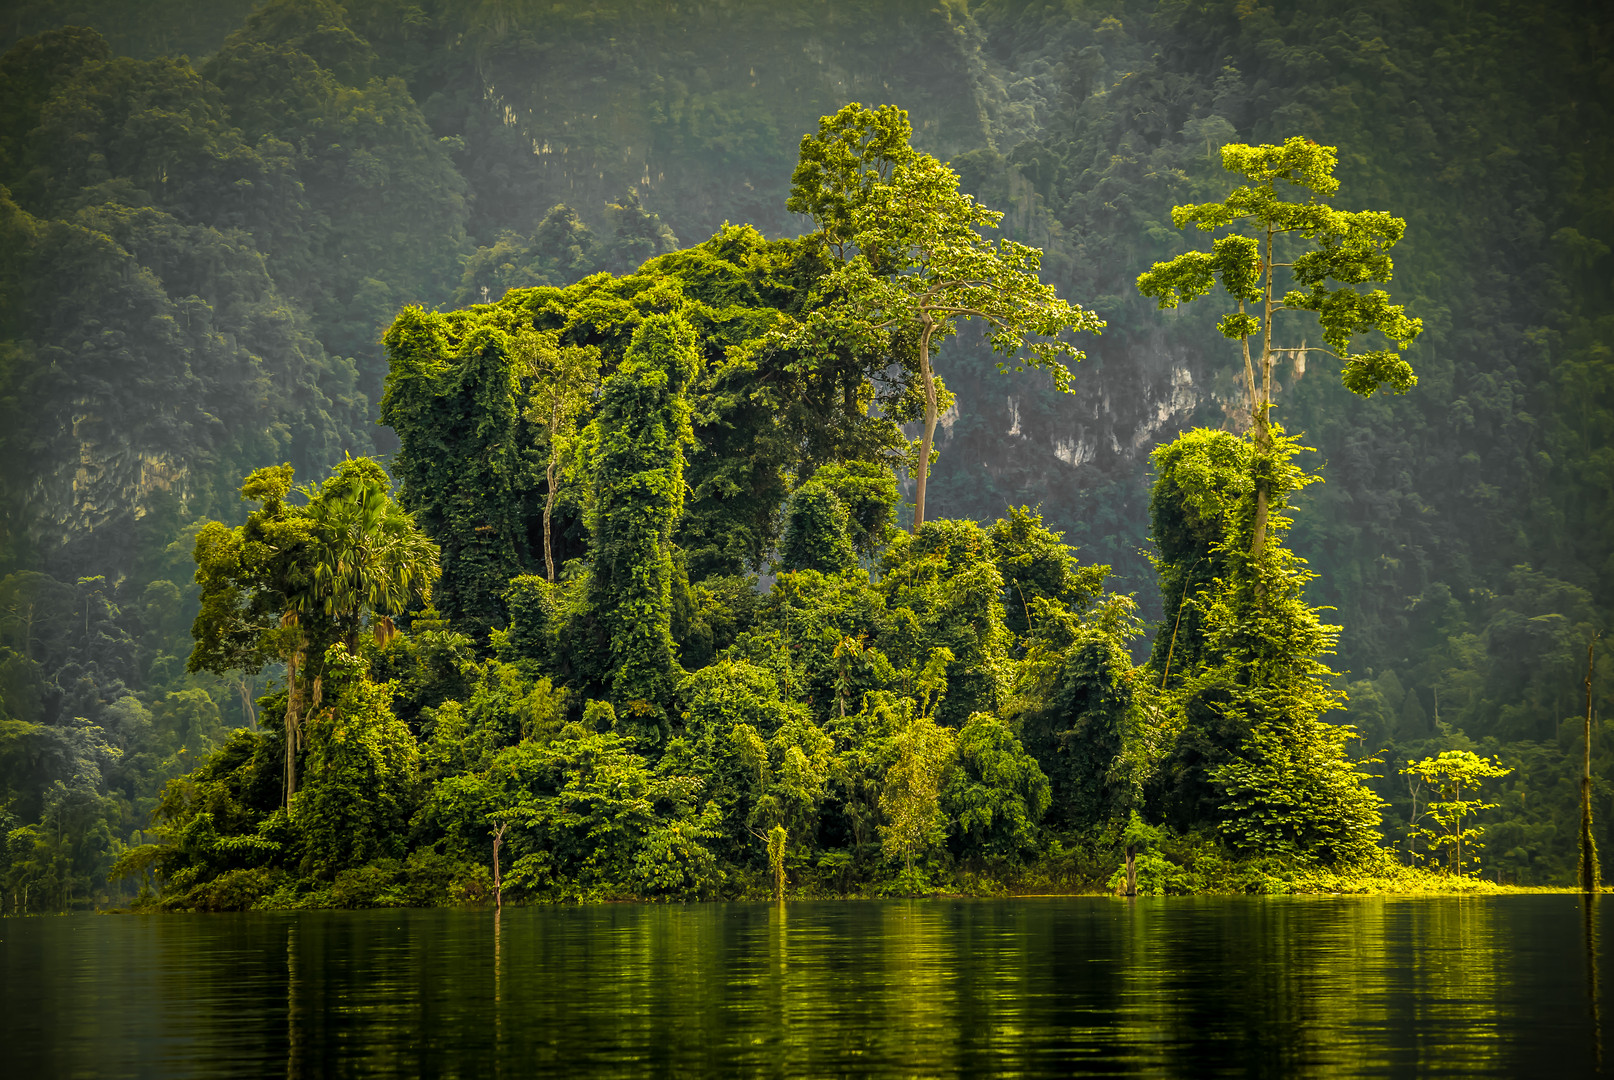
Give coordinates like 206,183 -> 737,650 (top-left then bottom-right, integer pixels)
3,896 -> 1610,1077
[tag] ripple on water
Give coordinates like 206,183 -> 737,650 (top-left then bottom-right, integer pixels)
1,894 -> 1607,1078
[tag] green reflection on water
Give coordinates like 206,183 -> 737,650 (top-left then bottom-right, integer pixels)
1,896 -> 1607,1078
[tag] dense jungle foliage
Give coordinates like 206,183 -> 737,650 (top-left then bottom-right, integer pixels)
0,0 -> 1609,910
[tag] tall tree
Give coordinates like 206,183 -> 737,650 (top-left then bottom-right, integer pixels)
512,329 -> 601,582
879,711 -> 956,881
584,313 -> 700,742
294,644 -> 419,877
1584,634 -> 1602,892
785,106 -> 1102,530
1136,136 -> 1422,555
190,459 -> 437,806
787,102 -> 918,262
381,311 -> 539,630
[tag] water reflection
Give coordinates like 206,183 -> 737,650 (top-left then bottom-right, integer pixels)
1590,894 -> 1604,1071
288,924 -> 300,1080
2,896 -> 1608,1078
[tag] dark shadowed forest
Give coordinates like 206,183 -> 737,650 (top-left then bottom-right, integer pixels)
0,0 -> 1609,911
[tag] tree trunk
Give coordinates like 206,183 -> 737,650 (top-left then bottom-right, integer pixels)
1250,414 -> 1273,558
283,649 -> 301,808
768,824 -> 787,901
492,822 -> 507,909
542,422 -> 561,581
913,318 -> 938,532
1250,231 -> 1277,559
1124,843 -> 1138,897
544,456 -> 560,582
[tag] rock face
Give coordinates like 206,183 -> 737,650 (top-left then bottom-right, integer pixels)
914,319 -> 1253,608
64,414 -> 191,535
26,405 -> 195,576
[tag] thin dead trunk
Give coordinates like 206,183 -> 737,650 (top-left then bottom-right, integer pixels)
913,316 -> 938,532
492,821 -> 508,909
1454,778 -> 1464,876
544,397 -> 565,582
1124,843 -> 1138,896
1159,557 -> 1203,690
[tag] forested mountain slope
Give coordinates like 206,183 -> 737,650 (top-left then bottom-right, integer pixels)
1,0 -> 1609,906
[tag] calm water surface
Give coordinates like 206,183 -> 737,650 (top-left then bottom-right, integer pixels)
2,895 -> 1608,1077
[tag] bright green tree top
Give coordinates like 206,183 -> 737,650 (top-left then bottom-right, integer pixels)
1137,136 -> 1423,409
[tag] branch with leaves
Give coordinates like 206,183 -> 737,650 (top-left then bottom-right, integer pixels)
1137,136 -> 1422,555
512,328 -> 601,581
782,114 -> 1102,530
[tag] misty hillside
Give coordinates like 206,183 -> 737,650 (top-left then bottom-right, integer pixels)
1,0 -> 1610,904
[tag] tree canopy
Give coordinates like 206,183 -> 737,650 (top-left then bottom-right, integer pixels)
3,0 -> 1608,910
780,103 -> 1104,529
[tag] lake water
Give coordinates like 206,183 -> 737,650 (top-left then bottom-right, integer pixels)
2,895 -> 1608,1077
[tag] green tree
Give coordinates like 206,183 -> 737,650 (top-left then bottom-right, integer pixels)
584,313 -> 700,740
743,714 -> 834,858
778,479 -> 857,575
513,329 -> 601,582
454,204 -> 603,304
600,189 -> 679,274
382,312 -> 542,629
189,466 -> 312,807
304,458 -> 441,649
787,102 -> 918,262
1144,430 -> 1253,685
425,731 -> 722,902
878,710 -> 956,885
987,505 -> 1108,643
879,521 -> 1013,726
1402,750 -> 1512,877
666,657 -> 801,860
786,110 -> 1102,530
294,644 -> 419,878
1136,136 -> 1422,555
1158,429 -> 1384,866
810,461 -> 899,563
190,459 -> 436,806
943,712 -> 1051,864
1014,626 -> 1135,828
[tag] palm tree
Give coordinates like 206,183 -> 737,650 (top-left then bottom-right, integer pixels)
281,459 -> 439,804
304,460 -> 441,648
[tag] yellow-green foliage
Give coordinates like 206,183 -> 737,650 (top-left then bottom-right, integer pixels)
1149,427 -> 1383,867
1402,750 -> 1512,877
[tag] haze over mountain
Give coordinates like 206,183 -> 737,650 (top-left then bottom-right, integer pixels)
1,0 -> 1608,905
